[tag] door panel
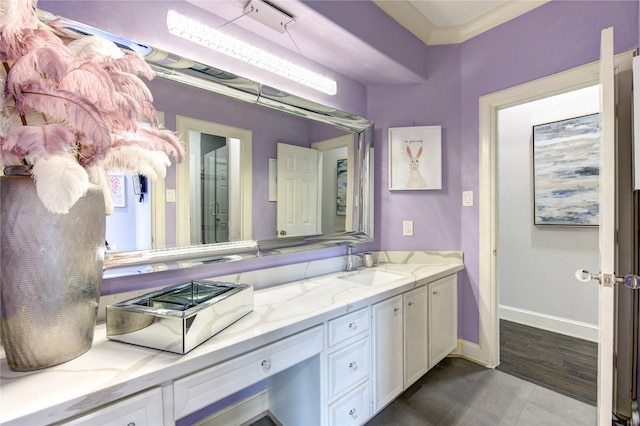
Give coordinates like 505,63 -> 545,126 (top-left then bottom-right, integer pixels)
597,26 -> 615,425
276,143 -> 320,238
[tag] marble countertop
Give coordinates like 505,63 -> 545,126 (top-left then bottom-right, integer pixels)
0,261 -> 463,425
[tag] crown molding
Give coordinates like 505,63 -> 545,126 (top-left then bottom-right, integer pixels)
429,0 -> 549,45
375,0 -> 549,46
372,0 -> 434,46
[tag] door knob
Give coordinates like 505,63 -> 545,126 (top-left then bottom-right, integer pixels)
575,269 -> 640,289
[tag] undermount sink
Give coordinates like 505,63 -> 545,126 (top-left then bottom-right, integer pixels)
338,269 -> 408,286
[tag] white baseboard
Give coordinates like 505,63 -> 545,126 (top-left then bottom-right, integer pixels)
500,305 -> 598,342
194,390 -> 269,426
452,339 -> 494,368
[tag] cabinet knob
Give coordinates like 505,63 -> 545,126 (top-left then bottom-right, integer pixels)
433,291 -> 439,296
393,307 -> 401,315
261,359 -> 271,372
348,322 -> 357,331
408,301 -> 415,307
348,361 -> 358,371
349,408 -> 358,419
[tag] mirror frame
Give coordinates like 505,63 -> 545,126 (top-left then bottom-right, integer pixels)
39,11 -> 375,276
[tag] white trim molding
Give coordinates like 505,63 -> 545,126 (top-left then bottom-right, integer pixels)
373,0 -> 549,46
478,51 -> 634,369
479,59 -> 602,369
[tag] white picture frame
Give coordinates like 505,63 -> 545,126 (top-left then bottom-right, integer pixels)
109,174 -> 126,208
388,126 -> 442,190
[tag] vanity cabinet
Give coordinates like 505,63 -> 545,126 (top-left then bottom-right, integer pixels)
60,388 -> 163,425
372,276 -> 457,415
371,286 -> 429,413
428,274 -> 458,369
323,307 -> 371,426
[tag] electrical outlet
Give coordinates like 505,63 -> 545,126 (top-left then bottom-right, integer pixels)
166,189 -> 176,203
403,220 -> 414,236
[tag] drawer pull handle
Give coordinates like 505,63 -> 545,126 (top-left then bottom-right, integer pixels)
348,322 -> 357,331
348,361 -> 358,371
349,408 -> 358,419
127,423 -> 136,426
261,360 -> 271,372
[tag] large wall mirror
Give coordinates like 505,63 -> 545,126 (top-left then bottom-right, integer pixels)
38,9 -> 374,277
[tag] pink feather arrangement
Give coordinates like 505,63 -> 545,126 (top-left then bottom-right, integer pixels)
0,0 -> 184,214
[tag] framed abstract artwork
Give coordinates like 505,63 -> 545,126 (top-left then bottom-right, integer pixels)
532,113 -> 600,226
336,158 -> 347,215
388,126 -> 442,190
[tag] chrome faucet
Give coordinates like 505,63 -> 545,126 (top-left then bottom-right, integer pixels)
346,245 -> 355,272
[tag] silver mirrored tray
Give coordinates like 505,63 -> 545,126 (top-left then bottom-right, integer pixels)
106,280 -> 253,354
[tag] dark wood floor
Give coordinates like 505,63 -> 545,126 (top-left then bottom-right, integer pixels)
497,319 -> 597,406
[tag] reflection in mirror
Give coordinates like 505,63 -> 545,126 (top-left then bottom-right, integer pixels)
37,9 -> 374,276
276,133 -> 355,238
175,116 -> 253,247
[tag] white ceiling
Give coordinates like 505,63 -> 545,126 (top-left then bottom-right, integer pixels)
409,0 -> 508,27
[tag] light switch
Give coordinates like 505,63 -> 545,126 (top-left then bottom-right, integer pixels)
462,191 -> 473,207
166,189 -> 176,203
403,220 -> 414,236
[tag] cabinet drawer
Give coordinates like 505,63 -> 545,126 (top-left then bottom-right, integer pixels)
328,307 -> 369,347
61,388 -> 163,426
174,325 -> 323,420
328,381 -> 370,426
328,337 -> 370,399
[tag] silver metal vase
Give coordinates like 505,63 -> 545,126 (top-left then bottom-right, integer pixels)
0,175 -> 106,371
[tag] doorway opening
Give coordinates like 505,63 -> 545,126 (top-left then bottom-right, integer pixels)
175,115 -> 252,247
479,49 -> 634,424
188,132 -> 242,244
494,86 -> 600,404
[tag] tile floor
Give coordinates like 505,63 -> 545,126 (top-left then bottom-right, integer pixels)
365,357 -> 596,426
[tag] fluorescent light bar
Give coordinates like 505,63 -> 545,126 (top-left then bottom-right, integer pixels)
167,10 -> 337,96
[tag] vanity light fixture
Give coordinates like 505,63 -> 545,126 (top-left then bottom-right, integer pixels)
166,10 -> 337,96
243,0 -> 294,34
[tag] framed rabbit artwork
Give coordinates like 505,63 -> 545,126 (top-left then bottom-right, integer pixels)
388,126 -> 442,190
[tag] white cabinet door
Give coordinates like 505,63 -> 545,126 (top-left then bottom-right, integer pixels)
372,295 -> 403,412
403,286 -> 428,387
428,275 -> 458,369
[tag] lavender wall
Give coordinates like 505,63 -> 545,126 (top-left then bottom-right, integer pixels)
369,0 -> 639,343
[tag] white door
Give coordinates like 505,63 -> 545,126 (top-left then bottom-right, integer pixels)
573,27 -> 616,425
276,143 -> 320,238
595,27 -> 616,426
